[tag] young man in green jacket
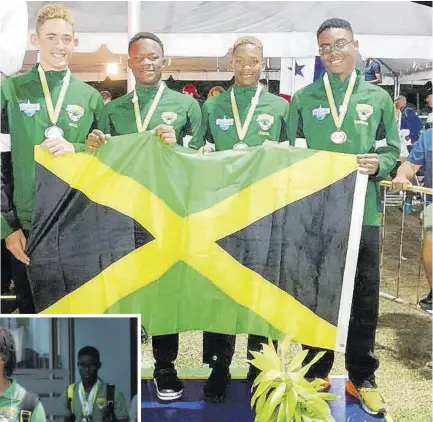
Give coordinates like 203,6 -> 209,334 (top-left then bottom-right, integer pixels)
60,346 -> 128,422
287,18 -> 400,416
0,327 -> 46,422
87,32 -> 202,150
189,35 -> 290,403
86,33 -> 203,403
0,3 -> 106,313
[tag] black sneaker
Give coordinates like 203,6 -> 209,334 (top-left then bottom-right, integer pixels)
203,366 -> 231,403
153,367 -> 183,401
419,290 -> 432,313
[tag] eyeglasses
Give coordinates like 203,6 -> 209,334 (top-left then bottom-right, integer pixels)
318,39 -> 354,55
78,362 -> 98,370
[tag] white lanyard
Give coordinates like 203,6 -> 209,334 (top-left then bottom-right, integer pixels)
132,82 -> 165,132
38,64 -> 71,126
230,84 -> 263,141
78,380 -> 100,417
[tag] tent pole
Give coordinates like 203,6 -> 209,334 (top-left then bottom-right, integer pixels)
291,58 -> 296,95
127,1 -> 141,92
279,58 -> 290,94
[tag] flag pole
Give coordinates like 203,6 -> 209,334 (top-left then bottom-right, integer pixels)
290,58 -> 296,95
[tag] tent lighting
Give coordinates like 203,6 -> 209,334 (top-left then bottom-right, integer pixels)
106,63 -> 118,75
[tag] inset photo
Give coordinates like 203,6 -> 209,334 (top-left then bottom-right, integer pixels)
0,316 -> 140,422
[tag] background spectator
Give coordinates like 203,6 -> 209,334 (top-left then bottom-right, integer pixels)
100,90 -> 112,104
362,56 -> 382,84
207,85 -> 225,99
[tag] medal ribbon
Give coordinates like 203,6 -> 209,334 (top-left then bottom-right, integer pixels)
323,69 -> 357,131
230,84 -> 263,142
38,65 -> 71,126
132,82 -> 165,132
78,380 -> 100,417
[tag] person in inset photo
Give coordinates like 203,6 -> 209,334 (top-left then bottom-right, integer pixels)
0,327 -> 46,422
61,346 -> 129,422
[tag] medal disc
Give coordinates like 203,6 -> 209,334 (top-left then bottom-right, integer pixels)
82,418 -> 87,422
330,131 -> 347,145
45,125 -> 64,140
233,142 -> 248,150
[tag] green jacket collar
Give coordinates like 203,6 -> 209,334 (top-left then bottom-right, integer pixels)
325,67 -> 362,90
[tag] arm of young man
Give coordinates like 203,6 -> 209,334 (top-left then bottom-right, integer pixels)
113,391 -> 129,422
86,94 -> 112,151
286,93 -> 304,146
1,80 -> 30,263
188,100 -> 206,150
59,389 -> 74,422
358,93 -> 400,176
280,101 -> 291,143
392,131 -> 426,189
30,400 -> 47,422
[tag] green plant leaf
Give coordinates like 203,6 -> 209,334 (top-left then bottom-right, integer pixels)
287,349 -> 309,372
253,369 -> 283,388
276,398 -> 287,422
278,335 -> 293,361
262,382 -> 286,421
249,352 -> 277,372
255,390 -> 268,421
251,379 -> 274,408
316,392 -> 340,401
285,386 -> 297,421
297,351 -> 326,377
294,406 -> 302,422
261,342 -> 283,370
309,397 -> 331,415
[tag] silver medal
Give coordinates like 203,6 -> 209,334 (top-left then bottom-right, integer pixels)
233,142 -> 248,150
45,125 -> 64,140
82,418 -> 87,422
330,131 -> 347,145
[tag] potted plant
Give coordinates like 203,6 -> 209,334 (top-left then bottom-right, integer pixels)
249,337 -> 339,422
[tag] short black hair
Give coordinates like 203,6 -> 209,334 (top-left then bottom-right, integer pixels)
78,346 -> 100,362
0,328 -> 16,377
128,32 -> 164,55
317,18 -> 353,39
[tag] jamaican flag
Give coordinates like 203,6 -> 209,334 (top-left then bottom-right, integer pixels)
28,133 -> 367,351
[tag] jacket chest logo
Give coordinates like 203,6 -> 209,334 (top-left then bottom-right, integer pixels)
161,112 -> 178,125
256,114 -> 274,131
66,105 -> 85,122
19,100 -> 40,117
312,105 -> 330,121
355,104 -> 373,124
216,116 -> 234,131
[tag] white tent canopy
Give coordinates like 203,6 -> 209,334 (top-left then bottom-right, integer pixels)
12,1 -> 432,86
26,1 -> 433,59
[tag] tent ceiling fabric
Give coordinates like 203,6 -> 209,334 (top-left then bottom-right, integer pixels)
27,1 -> 431,35
23,1 -> 432,77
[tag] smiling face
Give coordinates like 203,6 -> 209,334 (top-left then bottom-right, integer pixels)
318,27 -> 358,79
31,18 -> 77,71
230,43 -> 263,87
128,38 -> 166,87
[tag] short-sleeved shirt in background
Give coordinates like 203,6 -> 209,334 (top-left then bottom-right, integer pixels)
364,59 -> 381,81
60,379 -> 129,422
0,378 -> 46,422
